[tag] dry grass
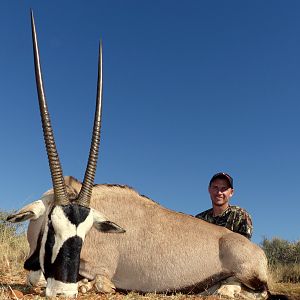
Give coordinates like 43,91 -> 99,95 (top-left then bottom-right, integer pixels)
269,264 -> 300,284
0,212 -> 28,275
0,230 -> 28,276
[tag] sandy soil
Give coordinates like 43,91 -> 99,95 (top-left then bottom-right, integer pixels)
1,270 -> 299,300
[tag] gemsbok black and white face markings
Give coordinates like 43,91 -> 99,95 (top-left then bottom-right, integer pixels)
6,11 -> 125,297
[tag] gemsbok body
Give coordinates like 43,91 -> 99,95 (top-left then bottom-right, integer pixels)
7,12 -> 288,300
11,176 -> 273,299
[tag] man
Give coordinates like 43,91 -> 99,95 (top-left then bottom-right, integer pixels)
195,172 -> 253,239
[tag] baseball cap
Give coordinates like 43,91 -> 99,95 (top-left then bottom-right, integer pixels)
209,172 -> 233,188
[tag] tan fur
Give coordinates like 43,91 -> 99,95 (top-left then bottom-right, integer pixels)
25,176 -> 268,295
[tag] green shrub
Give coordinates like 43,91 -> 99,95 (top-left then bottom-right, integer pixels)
261,237 -> 300,265
261,237 -> 300,283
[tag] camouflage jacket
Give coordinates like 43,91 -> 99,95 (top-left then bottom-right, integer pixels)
195,205 -> 253,239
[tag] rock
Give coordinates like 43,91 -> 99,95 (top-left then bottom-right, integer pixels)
9,289 -> 24,299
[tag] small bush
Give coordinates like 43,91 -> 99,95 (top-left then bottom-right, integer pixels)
261,237 -> 300,265
261,237 -> 300,283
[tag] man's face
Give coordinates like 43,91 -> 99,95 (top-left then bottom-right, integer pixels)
208,178 -> 234,207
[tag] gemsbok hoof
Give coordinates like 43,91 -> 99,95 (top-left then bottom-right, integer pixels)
94,274 -> 116,294
78,278 -> 93,294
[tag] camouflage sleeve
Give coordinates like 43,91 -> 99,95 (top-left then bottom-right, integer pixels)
236,210 -> 253,239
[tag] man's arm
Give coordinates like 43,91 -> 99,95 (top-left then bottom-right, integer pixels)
235,209 -> 253,239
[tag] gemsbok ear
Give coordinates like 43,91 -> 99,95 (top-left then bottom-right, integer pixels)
6,200 -> 46,223
92,209 -> 126,233
94,221 -> 126,233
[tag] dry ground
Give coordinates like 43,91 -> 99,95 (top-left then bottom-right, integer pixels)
0,270 -> 218,300
1,270 -> 300,300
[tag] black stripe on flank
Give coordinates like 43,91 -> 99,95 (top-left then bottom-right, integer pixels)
62,204 -> 90,227
24,232 -> 42,271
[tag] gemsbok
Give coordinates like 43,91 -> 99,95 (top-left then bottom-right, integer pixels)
7,12 -> 288,299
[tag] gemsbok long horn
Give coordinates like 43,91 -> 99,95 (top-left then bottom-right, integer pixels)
31,11 -> 69,206
31,11 -> 103,207
77,43 -> 103,207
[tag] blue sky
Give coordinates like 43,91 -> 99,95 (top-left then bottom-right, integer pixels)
1,1 -> 300,244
